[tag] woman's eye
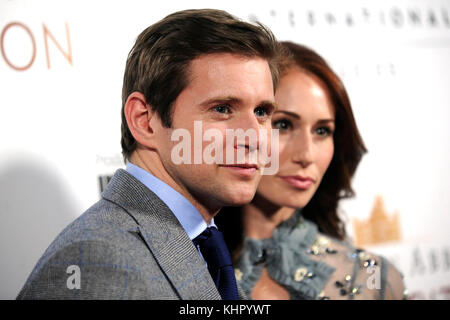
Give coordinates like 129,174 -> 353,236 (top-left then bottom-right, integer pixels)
316,127 -> 333,137
212,104 -> 231,114
272,119 -> 292,131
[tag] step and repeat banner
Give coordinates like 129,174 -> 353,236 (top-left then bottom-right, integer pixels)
1,0 -> 449,299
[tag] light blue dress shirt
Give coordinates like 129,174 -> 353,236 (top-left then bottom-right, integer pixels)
126,162 -> 214,240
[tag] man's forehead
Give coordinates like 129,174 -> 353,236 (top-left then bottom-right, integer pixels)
188,53 -> 269,76
186,53 -> 272,90
169,53 -> 275,111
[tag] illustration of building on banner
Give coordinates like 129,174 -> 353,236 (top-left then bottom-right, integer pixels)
353,195 -> 402,246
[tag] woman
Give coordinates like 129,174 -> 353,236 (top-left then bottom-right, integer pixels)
216,41 -> 406,300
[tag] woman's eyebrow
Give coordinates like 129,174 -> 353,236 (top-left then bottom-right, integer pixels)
273,111 -> 335,124
273,110 -> 300,119
317,118 -> 335,124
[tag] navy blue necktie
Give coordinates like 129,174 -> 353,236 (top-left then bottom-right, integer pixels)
193,226 -> 239,300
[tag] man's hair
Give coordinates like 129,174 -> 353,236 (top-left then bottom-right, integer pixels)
121,9 -> 280,162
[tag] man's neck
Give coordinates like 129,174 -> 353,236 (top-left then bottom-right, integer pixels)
129,149 -> 218,224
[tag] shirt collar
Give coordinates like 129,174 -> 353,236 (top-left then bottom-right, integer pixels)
126,162 -> 214,240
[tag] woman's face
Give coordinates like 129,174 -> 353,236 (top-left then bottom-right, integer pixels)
256,68 -> 335,209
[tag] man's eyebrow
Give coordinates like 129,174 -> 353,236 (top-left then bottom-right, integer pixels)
199,96 -> 241,106
200,96 -> 277,110
258,100 -> 278,111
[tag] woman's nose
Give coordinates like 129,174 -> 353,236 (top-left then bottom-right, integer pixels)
291,132 -> 313,168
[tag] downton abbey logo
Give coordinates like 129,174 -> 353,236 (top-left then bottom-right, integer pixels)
353,195 -> 402,246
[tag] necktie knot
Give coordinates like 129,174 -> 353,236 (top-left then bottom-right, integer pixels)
194,227 -> 232,269
193,227 -> 239,300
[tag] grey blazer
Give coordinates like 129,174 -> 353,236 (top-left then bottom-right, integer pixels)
17,169 -> 245,300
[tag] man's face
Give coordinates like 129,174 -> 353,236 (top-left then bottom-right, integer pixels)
154,53 -> 275,211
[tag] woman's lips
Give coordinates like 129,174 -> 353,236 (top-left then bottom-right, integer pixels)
280,176 -> 315,190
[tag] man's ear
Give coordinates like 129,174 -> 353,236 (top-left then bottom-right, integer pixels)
124,91 -> 158,149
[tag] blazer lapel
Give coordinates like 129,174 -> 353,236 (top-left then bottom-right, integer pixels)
102,169 -> 221,300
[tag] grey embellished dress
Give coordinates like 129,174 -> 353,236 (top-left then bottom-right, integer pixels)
234,211 -> 407,300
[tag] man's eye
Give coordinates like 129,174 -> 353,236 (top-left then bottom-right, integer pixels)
212,104 -> 231,114
254,106 -> 271,118
272,119 -> 292,131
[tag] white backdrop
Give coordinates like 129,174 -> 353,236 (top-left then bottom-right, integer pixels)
1,0 -> 449,299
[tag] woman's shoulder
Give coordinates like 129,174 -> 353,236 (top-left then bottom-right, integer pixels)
315,231 -> 408,300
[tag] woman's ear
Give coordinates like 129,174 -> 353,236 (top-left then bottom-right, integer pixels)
124,91 -> 157,149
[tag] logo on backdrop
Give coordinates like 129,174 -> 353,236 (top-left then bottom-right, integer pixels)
98,174 -> 112,195
249,6 -> 450,30
0,21 -> 72,71
353,195 -> 402,246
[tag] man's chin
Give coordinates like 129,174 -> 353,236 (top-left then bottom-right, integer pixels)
221,190 -> 257,207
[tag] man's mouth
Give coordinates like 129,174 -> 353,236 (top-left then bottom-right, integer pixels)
219,163 -> 258,177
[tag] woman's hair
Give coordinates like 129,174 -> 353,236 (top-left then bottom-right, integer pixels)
216,41 -> 367,259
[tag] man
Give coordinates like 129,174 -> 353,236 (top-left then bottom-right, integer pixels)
17,9 -> 279,299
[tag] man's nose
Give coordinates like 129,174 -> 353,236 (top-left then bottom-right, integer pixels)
233,111 -> 265,152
